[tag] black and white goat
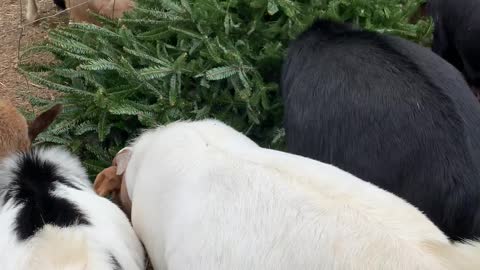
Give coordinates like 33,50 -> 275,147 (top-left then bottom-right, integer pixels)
0,147 -> 145,270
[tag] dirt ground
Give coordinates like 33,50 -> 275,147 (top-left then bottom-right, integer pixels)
0,0 -> 67,111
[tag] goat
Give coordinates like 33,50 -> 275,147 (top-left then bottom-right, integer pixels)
25,0 -> 134,25
0,147 -> 145,270
0,101 -> 62,159
423,0 -> 480,97
95,119 -> 480,270
281,19 -> 480,241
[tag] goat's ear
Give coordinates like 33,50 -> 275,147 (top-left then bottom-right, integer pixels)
28,104 -> 63,141
113,147 -> 132,176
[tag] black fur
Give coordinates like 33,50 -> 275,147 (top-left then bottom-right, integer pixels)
53,0 -> 66,10
3,149 -> 90,241
425,0 -> 480,91
281,19 -> 480,241
110,252 -> 122,270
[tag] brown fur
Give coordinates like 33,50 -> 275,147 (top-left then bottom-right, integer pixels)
66,0 -> 134,25
0,101 -> 62,160
0,101 -> 31,159
94,148 -> 151,268
28,104 -> 63,141
94,147 -> 132,217
94,166 -> 122,198
25,0 -> 134,24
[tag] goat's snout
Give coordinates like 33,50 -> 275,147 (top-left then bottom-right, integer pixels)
94,166 -> 122,197
95,147 -> 133,217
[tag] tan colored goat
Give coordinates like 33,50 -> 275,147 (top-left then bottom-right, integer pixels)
25,0 -> 134,25
0,101 -> 62,159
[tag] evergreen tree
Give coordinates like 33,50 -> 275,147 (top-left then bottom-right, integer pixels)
20,0 -> 431,177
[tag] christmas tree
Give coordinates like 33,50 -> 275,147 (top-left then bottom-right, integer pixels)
21,0 -> 431,177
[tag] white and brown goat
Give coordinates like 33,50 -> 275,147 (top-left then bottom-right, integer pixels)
95,119 -> 480,270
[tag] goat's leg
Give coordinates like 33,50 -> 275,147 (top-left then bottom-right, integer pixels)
25,0 -> 39,22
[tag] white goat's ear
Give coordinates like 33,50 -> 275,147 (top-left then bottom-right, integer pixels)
113,147 -> 132,176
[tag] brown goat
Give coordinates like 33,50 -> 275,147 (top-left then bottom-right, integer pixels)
0,101 -> 62,159
94,147 -> 153,270
69,0 -> 134,24
94,147 -> 132,216
25,0 -> 134,25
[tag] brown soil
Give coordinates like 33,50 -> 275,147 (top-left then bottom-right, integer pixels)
0,0 -> 68,111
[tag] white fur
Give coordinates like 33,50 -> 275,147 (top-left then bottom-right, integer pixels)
123,119 -> 480,270
0,147 -> 145,270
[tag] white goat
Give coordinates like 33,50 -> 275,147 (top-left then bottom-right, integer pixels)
0,147 -> 145,270
95,119 -> 480,270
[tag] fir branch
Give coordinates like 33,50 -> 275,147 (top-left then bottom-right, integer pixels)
205,66 -> 238,80
23,0 -> 432,177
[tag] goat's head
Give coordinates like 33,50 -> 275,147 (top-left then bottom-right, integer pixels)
94,147 -> 133,217
0,102 -> 62,159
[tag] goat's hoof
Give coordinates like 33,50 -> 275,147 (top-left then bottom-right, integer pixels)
25,13 -> 39,23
